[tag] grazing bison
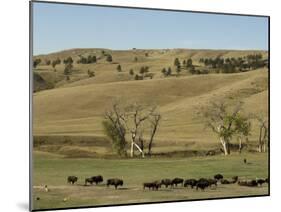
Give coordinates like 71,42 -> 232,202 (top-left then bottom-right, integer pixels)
85,177 -> 94,185
161,179 -> 172,188
221,179 -> 231,184
171,178 -> 184,187
265,178 -> 269,184
91,175 -> 103,185
238,180 -> 258,187
214,174 -> 223,181
184,179 -> 198,189
107,178 -> 123,189
67,176 -> 78,184
231,176 -> 239,183
196,178 -> 209,191
256,178 -> 266,186
208,179 -> 217,187
143,182 -> 161,190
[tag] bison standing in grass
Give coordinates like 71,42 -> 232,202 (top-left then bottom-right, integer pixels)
207,179 -> 217,187
171,178 -> 184,187
214,174 -> 223,181
161,179 -> 172,188
184,179 -> 197,189
92,175 -> 103,185
143,181 -> 161,190
67,176 -> 78,184
84,177 -> 94,186
107,178 -> 123,189
238,180 -> 258,187
196,178 -> 210,191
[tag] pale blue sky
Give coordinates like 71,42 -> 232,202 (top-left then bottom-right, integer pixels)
32,2 -> 269,55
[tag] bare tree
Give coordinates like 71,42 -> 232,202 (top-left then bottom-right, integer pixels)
197,101 -> 249,155
235,115 -> 251,153
147,113 -> 161,156
103,102 -> 161,158
255,116 -> 268,152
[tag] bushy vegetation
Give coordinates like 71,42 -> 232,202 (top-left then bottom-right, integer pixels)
33,58 -> 41,68
77,55 -> 97,64
117,64 -> 122,72
106,54 -> 113,62
52,58 -> 61,70
87,69 -> 95,77
199,54 -> 267,73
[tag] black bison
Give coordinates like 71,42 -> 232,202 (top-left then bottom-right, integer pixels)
91,175 -> 103,185
196,178 -> 209,191
221,179 -> 231,184
231,176 -> 239,183
208,179 -> 217,187
238,180 -> 258,187
256,178 -> 266,186
85,177 -> 94,185
265,178 -> 269,184
184,179 -> 198,189
67,176 -> 78,184
106,178 -> 123,189
214,174 -> 223,181
161,179 -> 172,188
171,178 -> 184,187
143,181 -> 161,190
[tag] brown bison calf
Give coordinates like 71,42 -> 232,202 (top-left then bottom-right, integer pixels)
107,178 -> 123,189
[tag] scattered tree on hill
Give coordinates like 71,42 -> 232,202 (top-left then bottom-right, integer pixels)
87,69 -> 95,77
197,101 -> 251,155
176,65 -> 181,75
183,60 -> 186,66
186,58 -> 193,68
52,58 -> 61,70
167,67 -> 172,76
139,66 -> 149,78
145,52 -> 149,57
129,69 -> 134,76
189,66 -> 196,74
161,68 -> 167,76
117,64 -> 122,72
63,56 -> 73,65
106,54 -> 113,62
134,57 -> 138,62
33,58 -> 41,68
174,58 -> 180,67
64,63 -> 73,76
235,115 -> 251,153
78,55 -> 97,64
45,59 -> 51,65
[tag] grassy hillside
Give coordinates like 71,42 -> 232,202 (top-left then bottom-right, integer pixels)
33,48 -> 268,155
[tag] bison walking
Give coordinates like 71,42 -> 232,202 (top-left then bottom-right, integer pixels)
107,178 -> 123,189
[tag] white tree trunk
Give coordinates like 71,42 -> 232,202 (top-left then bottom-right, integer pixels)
220,137 -> 229,155
238,136 -> 242,154
130,142 -> 134,157
134,142 -> 145,158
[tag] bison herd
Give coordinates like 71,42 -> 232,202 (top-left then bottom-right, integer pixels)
67,174 -> 268,191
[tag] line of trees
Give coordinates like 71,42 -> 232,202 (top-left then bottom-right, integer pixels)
103,102 -> 161,157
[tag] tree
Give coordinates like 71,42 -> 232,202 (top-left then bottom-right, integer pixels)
129,69 -> 134,76
134,57 -> 138,62
186,58 -> 193,68
234,115 -> 251,153
176,65 -> 181,75
64,63 -> 73,76
147,113 -> 161,156
189,65 -> 196,74
87,69 -> 95,77
197,101 -> 249,155
63,56 -> 73,65
117,64 -> 122,72
103,102 -> 161,158
167,67 -> 172,76
106,54 -> 113,62
103,103 -> 127,156
45,60 -> 51,65
161,68 -> 167,76
174,58 -> 180,67
255,116 -> 268,153
33,58 -> 41,68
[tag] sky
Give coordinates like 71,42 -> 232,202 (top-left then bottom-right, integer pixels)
32,2 -> 269,55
